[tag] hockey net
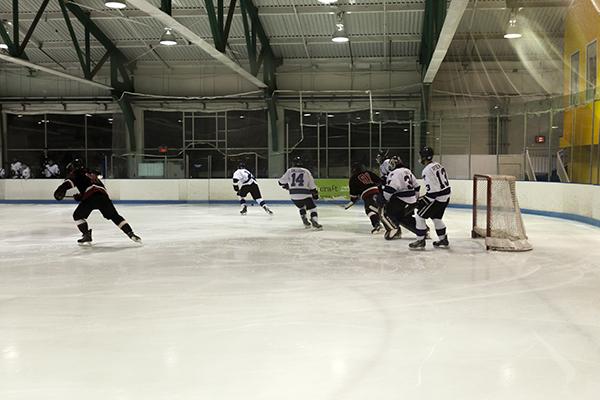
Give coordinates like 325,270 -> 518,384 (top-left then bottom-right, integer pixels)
472,175 -> 532,251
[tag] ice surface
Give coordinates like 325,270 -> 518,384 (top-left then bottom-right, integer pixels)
1,203 -> 600,400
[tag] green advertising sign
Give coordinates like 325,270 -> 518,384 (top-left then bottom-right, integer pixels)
316,179 -> 349,200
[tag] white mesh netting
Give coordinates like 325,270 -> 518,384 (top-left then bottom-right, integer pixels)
473,175 -> 532,251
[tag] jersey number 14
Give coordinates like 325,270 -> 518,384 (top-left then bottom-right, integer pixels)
291,172 -> 305,187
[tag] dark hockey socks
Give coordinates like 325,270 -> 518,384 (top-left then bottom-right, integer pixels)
75,219 -> 89,234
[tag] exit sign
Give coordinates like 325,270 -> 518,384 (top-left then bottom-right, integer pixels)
535,135 -> 546,144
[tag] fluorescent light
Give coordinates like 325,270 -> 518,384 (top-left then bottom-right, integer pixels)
240,115 -> 245,119
303,113 -> 311,117
318,0 -> 338,3
327,114 -> 334,118
159,28 -> 177,46
105,1 -> 127,9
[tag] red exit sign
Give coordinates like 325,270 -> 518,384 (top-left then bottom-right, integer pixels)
535,135 -> 546,144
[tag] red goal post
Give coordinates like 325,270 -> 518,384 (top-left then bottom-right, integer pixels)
472,174 -> 533,251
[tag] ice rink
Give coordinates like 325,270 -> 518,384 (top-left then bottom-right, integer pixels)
1,202 -> 600,400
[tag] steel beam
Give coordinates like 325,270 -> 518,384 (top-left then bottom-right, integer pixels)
18,0 -> 50,55
0,53 -> 113,90
126,0 -> 267,88
423,0 -> 469,83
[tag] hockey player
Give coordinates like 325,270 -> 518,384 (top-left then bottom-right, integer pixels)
347,162 -> 382,233
53,158 -> 141,244
381,156 -> 421,240
232,162 -> 273,215
375,151 -> 391,183
278,156 -> 322,229
409,146 -> 450,249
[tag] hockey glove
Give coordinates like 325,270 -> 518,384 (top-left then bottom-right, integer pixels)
279,183 -> 290,190
311,189 -> 319,200
53,187 -> 66,201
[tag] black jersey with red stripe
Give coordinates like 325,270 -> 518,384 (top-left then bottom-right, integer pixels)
65,169 -> 108,200
349,170 -> 380,201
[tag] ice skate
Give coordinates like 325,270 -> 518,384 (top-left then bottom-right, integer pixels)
301,216 -> 311,228
263,205 -> 273,215
371,224 -> 382,234
433,237 -> 449,248
240,205 -> 247,215
128,232 -> 142,244
311,218 -> 323,230
77,229 -> 92,245
409,238 -> 426,249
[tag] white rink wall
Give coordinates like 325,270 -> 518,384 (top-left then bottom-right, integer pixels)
1,179 -> 599,225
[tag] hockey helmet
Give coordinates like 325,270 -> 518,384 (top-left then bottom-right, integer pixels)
238,161 -> 246,170
292,156 -> 303,167
375,150 -> 388,165
388,156 -> 405,171
419,146 -> 434,164
351,162 -> 364,175
66,158 -> 84,173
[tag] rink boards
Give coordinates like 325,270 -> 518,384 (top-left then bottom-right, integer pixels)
1,178 -> 599,227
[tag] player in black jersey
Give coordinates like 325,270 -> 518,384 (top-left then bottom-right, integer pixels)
347,163 -> 383,233
53,159 -> 141,244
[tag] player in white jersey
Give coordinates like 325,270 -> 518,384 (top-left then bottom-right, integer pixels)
409,146 -> 450,249
381,156 -> 421,240
376,151 -> 391,183
278,156 -> 322,229
232,162 -> 273,215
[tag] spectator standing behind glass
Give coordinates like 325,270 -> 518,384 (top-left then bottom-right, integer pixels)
43,160 -> 60,178
0,167 -> 6,179
10,159 -> 22,179
21,164 -> 31,179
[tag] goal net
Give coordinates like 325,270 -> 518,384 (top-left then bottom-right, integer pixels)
472,174 -> 533,251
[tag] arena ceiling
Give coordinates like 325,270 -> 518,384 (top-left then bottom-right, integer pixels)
0,0 -> 567,70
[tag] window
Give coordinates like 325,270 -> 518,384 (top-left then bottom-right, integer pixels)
571,51 -> 580,106
5,113 -> 116,178
283,109 -> 416,178
587,41 -> 597,102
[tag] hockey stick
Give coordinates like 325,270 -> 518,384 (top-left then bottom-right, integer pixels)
343,201 -> 355,210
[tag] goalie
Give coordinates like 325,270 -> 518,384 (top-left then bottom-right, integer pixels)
380,156 -> 421,240
347,163 -> 382,234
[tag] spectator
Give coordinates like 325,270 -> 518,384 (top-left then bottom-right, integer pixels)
0,167 -> 6,179
43,159 -> 60,178
21,164 -> 31,179
10,159 -> 22,179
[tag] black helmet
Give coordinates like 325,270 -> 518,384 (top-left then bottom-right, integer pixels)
351,162 -> 364,175
292,156 -> 303,167
238,161 -> 246,170
388,156 -> 405,171
67,158 -> 84,173
419,146 -> 434,163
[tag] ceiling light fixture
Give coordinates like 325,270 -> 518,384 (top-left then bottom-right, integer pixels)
105,1 -> 127,9
331,12 -> 349,43
159,28 -> 178,46
318,0 -> 338,4
504,10 -> 522,39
